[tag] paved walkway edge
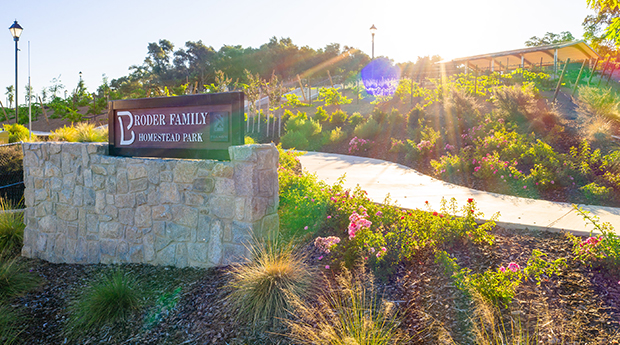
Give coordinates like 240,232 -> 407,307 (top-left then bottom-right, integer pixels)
297,151 -> 620,236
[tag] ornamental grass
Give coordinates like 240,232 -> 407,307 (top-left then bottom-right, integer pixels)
225,241 -> 315,330
285,266 -> 408,345
0,198 -> 24,254
65,269 -> 142,338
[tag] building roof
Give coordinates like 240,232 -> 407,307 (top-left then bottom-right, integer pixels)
437,40 -> 601,71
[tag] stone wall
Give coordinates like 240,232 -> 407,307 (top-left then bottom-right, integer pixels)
21,142 -> 279,268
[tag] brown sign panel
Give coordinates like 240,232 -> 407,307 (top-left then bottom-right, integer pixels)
108,92 -> 244,160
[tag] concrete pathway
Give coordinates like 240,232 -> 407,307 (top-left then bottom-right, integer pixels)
298,151 -> 620,236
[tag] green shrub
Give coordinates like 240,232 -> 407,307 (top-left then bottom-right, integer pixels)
0,255 -> 40,300
2,124 -> 36,143
329,109 -> 348,126
66,270 -> 142,336
286,267 -> 408,345
281,131 -> 310,150
386,108 -> 405,126
388,138 -> 406,153
580,182 -> 611,202
371,108 -> 387,124
347,112 -> 364,127
407,104 -> 425,130
281,109 -> 294,125
277,143 -> 304,173
282,112 -> 322,150
353,117 -> 381,139
325,127 -> 347,145
0,199 -> 25,254
278,162 -> 330,243
318,87 -> 352,106
226,241 -> 315,330
313,106 -> 329,123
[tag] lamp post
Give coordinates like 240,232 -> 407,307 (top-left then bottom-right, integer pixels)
9,20 -> 23,124
370,24 -> 377,60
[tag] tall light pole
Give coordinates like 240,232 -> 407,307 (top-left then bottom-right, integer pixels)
9,21 -> 23,125
370,24 -> 377,60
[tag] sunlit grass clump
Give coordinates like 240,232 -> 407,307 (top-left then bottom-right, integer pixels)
65,270 -> 142,336
576,86 -> 620,124
286,267 -> 408,345
51,122 -> 107,142
225,241 -> 315,329
0,198 -> 25,254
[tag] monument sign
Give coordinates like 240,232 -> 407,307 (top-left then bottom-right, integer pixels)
108,92 -> 244,160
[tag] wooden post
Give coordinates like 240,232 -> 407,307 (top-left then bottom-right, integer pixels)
587,58 -> 599,86
474,71 -> 478,95
297,75 -> 307,102
257,91 -> 261,133
572,59 -> 588,97
606,61 -> 618,86
266,99 -> 270,137
0,100 -> 8,123
597,56 -> 611,87
327,70 -> 334,88
553,58 -> 570,103
37,96 -> 49,125
194,81 -> 198,94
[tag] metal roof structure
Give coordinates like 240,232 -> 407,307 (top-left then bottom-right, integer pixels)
437,40 -> 601,72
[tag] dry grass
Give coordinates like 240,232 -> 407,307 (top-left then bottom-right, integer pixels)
285,266 -> 409,345
576,86 -> 620,124
225,241 -> 315,330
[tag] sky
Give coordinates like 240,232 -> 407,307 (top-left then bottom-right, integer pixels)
0,0 -> 595,106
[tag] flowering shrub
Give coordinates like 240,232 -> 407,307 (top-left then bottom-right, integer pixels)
388,138 -> 405,153
347,210 -> 372,239
436,248 -> 565,305
567,205 -> 620,270
348,136 -> 373,154
314,236 -> 341,253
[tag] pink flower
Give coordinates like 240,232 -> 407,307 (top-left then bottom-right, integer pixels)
325,265 -> 330,269
376,252 -> 381,258
381,247 -> 387,252
551,180 -> 554,184
499,266 -> 506,273
304,226 -> 308,230
370,248 -> 375,253
376,211 -> 383,216
327,215 -> 331,219
318,255 -> 323,260
523,186 -> 527,189
507,262 -> 520,272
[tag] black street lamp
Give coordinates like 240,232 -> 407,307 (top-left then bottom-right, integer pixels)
9,20 -> 23,124
370,24 -> 377,60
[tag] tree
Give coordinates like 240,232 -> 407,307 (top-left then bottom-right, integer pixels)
5,86 -> 14,108
48,75 -> 64,98
524,32 -> 575,47
584,0 -> 620,52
